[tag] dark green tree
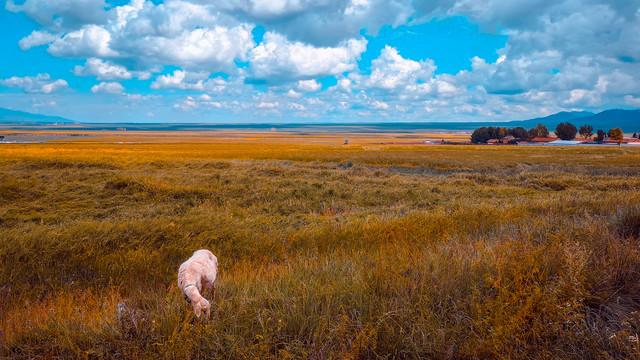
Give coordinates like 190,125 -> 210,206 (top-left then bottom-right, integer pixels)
471,127 -> 491,144
509,127 -> 529,141
595,129 -> 606,142
608,127 -> 624,141
471,126 -> 510,144
528,123 -> 549,139
633,132 -> 637,138
578,125 -> 593,139
555,122 -> 577,140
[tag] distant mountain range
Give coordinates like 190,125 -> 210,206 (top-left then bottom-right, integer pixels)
0,107 -> 75,124
506,109 -> 639,131
0,107 -> 637,132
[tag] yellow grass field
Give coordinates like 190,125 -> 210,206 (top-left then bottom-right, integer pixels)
1,132 -> 640,359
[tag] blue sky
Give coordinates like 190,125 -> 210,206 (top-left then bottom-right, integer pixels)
1,0 -> 639,123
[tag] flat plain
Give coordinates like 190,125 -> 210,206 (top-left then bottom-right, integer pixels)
1,131 -> 640,359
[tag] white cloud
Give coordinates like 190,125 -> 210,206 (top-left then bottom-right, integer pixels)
122,25 -> 255,71
125,93 -> 157,101
17,1 -> 255,73
412,0 -> 640,115
289,102 -> 307,111
18,30 -> 59,50
223,0 -> 412,46
48,25 -> 118,58
372,100 -> 389,109
6,0 -> 108,30
173,94 -> 225,111
91,82 -> 125,94
150,70 -> 231,93
257,102 -> 279,108
248,32 -> 367,80
286,89 -> 303,98
116,1 -> 215,35
151,70 -> 210,91
355,46 -> 436,90
296,79 -> 321,92
174,96 -> 198,111
73,58 -> 151,81
0,74 -> 68,94
435,79 -> 461,97
333,78 -> 353,93
625,95 -> 640,106
105,0 -> 255,71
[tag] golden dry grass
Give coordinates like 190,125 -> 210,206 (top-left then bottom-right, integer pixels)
1,135 -> 640,359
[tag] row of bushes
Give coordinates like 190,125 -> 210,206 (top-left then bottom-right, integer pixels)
471,122 -> 630,144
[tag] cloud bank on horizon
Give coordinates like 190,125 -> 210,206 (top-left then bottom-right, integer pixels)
1,0 -> 639,123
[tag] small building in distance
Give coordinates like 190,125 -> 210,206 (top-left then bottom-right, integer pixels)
487,135 -> 515,145
530,137 -> 559,143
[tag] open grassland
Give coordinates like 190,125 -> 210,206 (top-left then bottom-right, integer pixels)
2,140 -> 640,359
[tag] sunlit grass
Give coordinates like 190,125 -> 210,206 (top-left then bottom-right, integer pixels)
1,141 -> 640,359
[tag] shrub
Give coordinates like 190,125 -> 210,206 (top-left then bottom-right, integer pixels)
555,122 -> 578,140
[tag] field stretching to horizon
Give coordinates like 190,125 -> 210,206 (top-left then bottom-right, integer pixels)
2,133 -> 640,359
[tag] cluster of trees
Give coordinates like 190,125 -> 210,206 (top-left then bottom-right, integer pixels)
471,124 -> 551,144
471,122 -> 629,144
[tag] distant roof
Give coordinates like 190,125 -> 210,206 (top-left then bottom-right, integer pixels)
531,137 -> 559,142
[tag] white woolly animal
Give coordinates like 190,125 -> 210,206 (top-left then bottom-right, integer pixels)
177,249 -> 218,318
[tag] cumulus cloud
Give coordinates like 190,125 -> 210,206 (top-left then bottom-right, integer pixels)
355,46 -> 436,90
6,0 -> 108,30
248,32 -> 367,80
48,25 -> 118,58
91,82 -> 125,94
371,100 -> 389,109
151,70 -> 210,91
73,58 -> 151,80
14,0 -> 256,73
150,70 -> 231,93
103,1 -> 256,71
0,73 -> 68,93
625,95 -> 640,106
189,0 -> 413,46
286,89 -> 303,98
173,95 -> 225,111
408,0 -> 640,113
18,30 -> 59,50
296,79 -> 321,92
117,25 -> 255,71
